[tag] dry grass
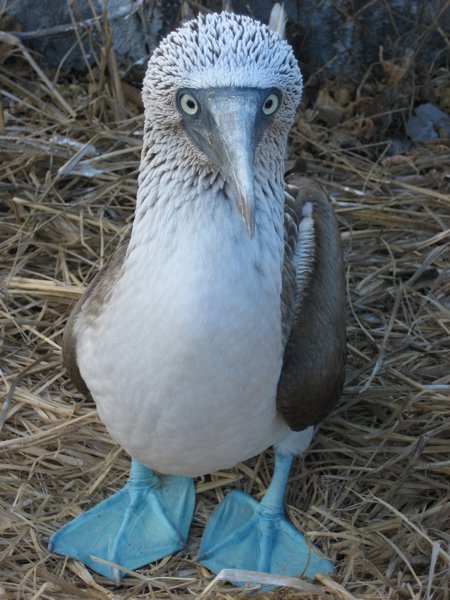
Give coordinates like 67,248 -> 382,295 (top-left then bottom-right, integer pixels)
1,8 -> 449,600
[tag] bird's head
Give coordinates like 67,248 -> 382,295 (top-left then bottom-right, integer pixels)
142,12 -> 302,238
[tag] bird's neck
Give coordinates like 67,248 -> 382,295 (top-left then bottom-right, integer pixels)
131,126 -> 286,252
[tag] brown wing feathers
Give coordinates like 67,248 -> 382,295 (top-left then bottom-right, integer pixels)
62,238 -> 129,399
277,177 -> 346,431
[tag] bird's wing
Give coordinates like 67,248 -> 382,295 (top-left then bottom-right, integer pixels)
62,235 -> 130,398
277,177 -> 346,431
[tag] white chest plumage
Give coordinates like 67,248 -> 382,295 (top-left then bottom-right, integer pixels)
76,188 -> 288,476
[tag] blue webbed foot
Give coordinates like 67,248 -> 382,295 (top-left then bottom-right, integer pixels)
198,452 -> 333,584
49,460 -> 195,583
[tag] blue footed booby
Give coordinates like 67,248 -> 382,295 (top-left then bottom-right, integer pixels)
49,9 -> 346,585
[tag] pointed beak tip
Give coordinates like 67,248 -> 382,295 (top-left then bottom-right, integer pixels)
246,219 -> 255,240
238,195 -> 255,240
230,181 -> 255,241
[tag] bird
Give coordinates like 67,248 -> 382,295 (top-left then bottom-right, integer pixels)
49,8 -> 346,585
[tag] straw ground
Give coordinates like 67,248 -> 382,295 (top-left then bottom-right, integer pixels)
1,9 -> 449,600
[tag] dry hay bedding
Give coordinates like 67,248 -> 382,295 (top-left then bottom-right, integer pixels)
0,33 -> 449,600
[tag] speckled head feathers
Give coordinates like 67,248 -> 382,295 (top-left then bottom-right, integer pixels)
142,12 -> 302,125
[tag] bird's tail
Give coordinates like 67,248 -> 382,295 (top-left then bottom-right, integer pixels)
268,3 -> 287,39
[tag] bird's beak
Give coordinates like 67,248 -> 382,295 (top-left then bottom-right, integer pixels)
182,89 -> 268,240
207,92 -> 258,239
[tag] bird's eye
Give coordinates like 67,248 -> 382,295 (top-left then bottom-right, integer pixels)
179,93 -> 199,116
262,93 -> 280,116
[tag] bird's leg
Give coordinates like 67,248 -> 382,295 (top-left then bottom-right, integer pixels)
255,452 -> 293,572
49,459 -> 195,583
260,452 -> 292,511
198,449 -> 333,585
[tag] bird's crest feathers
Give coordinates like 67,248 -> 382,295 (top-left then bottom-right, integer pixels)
143,12 -> 302,120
